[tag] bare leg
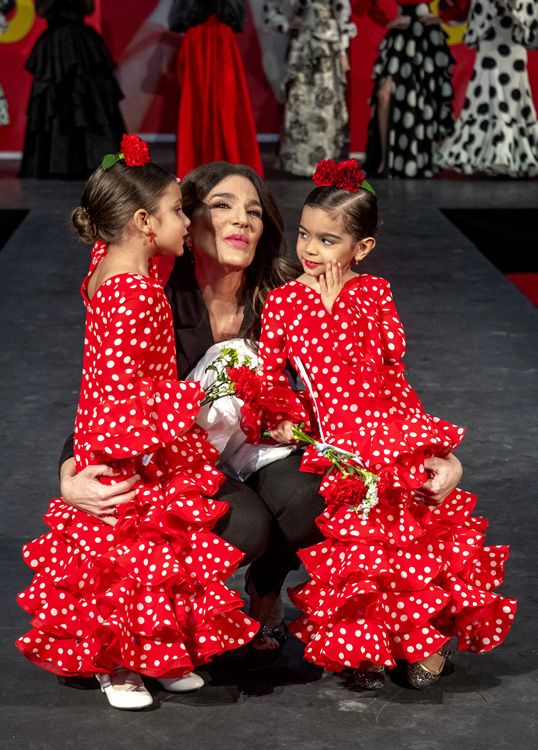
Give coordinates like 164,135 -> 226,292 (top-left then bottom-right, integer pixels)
376,76 -> 393,174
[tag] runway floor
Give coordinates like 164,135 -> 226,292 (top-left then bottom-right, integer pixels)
1,156 -> 537,750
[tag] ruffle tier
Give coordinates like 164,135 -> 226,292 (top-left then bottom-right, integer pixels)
16,378 -> 258,677
289,487 -> 516,672
20,23 -> 125,177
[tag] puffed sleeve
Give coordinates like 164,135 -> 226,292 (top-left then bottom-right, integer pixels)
83,279 -> 203,460
376,278 -> 406,363
256,290 -> 310,433
263,0 -> 291,33
331,0 -> 357,50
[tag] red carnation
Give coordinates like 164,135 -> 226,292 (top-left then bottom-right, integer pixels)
322,475 -> 367,507
228,366 -> 261,403
312,159 -> 339,187
120,134 -> 151,167
336,159 -> 365,193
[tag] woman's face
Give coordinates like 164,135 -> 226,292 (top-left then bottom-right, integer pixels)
189,175 -> 264,271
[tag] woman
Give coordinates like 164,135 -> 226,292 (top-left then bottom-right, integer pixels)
19,0 -> 125,179
264,1 -> 357,176
364,2 -> 455,178
168,0 -> 263,177
436,0 -> 538,177
59,161 -> 463,653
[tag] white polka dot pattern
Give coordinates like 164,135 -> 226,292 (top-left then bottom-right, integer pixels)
16,242 -> 259,678
257,275 -> 516,671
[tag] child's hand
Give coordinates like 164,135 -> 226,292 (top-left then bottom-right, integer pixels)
319,261 -> 344,313
270,420 -> 295,443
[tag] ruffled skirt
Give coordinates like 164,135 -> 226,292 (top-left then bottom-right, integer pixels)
436,35 -> 538,177
289,466 -> 517,672
19,21 -> 125,179
16,381 -> 258,678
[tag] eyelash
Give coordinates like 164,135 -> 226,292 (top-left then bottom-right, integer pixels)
298,231 -> 333,246
211,202 -> 262,218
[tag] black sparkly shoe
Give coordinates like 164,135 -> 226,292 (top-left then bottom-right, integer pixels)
248,620 -> 289,663
354,665 -> 385,690
406,646 -> 453,689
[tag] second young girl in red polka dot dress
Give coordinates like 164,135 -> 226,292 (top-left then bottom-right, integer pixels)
248,159 -> 517,689
15,136 -> 258,710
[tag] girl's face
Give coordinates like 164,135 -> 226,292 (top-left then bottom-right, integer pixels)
296,205 -> 363,280
189,175 -> 264,271
150,181 -> 190,256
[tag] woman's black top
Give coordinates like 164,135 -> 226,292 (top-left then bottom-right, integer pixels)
168,0 -> 246,33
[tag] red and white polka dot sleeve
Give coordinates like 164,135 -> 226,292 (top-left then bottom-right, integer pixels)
92,281 -> 167,400
377,279 -> 406,364
258,290 -> 291,388
257,290 -> 309,428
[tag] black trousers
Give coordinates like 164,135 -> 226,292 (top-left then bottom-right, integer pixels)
212,452 -> 325,596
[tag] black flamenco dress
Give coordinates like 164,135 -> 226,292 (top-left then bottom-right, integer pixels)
19,0 -> 126,179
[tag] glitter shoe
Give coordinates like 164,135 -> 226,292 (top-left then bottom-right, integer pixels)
406,646 -> 453,689
354,664 -> 385,690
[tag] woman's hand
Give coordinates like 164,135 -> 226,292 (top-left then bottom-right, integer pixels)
419,13 -> 442,26
414,452 -> 463,506
320,261 -> 345,314
60,458 -> 140,526
339,52 -> 350,75
387,14 -> 411,30
269,420 -> 296,444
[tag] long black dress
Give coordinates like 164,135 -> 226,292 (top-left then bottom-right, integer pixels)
19,0 -> 125,179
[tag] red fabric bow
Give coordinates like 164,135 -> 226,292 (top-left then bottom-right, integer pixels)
312,159 -> 366,193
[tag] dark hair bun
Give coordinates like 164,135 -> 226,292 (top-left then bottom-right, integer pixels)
72,206 -> 97,244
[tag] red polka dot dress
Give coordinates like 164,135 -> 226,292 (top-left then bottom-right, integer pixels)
257,275 -> 517,672
16,242 -> 258,678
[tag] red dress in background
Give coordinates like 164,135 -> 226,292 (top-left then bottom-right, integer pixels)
16,242 -> 258,678
253,275 -> 516,672
176,15 -> 263,177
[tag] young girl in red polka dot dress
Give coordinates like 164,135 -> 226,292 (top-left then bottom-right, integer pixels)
16,136 -> 258,710
250,158 -> 517,689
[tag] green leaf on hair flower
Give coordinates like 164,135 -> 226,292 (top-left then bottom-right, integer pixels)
101,153 -> 121,170
361,179 -> 376,196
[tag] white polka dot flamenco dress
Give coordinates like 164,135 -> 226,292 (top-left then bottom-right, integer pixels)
436,0 -> 538,177
255,275 -> 517,672
16,242 -> 258,678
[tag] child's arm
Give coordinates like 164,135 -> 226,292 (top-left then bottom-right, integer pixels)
86,281 -> 203,458
257,290 -> 310,438
377,279 -> 406,363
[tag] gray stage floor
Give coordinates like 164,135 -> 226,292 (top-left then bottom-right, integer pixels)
1,164 -> 537,750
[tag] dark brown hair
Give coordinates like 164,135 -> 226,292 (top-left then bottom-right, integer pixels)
304,186 -> 378,242
72,161 -> 176,245
180,161 -> 298,343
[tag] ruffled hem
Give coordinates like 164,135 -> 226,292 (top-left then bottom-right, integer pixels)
17,375 -> 259,675
299,410 -> 465,484
289,488 -> 516,671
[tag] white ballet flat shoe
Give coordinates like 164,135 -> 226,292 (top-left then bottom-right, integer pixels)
96,669 -> 153,710
155,672 -> 204,692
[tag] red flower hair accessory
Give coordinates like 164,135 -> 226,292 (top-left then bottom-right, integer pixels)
101,134 -> 151,170
312,159 -> 375,195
